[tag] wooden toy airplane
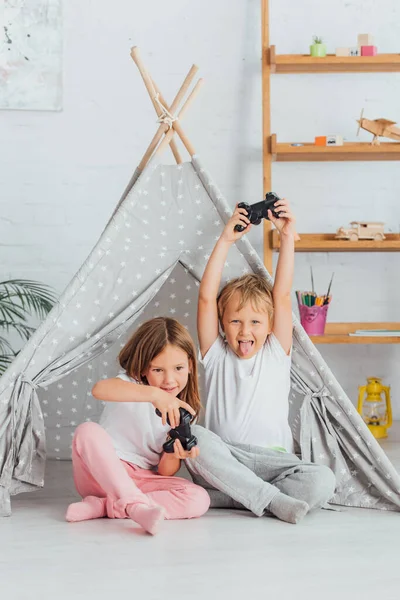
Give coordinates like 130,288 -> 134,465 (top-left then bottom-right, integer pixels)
357,109 -> 400,145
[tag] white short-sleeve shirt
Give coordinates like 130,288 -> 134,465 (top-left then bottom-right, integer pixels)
202,334 -> 294,452
98,372 -> 170,469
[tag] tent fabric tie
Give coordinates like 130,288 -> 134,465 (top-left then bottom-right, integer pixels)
10,375 -> 37,462
154,93 -> 178,129
300,386 -> 331,462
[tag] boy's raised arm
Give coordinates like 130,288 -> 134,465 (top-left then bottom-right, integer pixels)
197,206 -> 251,358
270,199 -> 296,355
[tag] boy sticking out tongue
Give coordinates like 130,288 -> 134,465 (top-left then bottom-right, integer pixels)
185,199 -> 336,525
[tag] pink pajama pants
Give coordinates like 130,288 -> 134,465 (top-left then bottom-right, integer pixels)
71,422 -> 210,520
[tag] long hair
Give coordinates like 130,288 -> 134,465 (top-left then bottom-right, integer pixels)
119,317 -> 201,419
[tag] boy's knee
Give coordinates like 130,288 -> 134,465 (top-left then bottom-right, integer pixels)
192,425 -> 229,456
189,427 -> 214,463
192,425 -> 212,445
311,465 -> 336,506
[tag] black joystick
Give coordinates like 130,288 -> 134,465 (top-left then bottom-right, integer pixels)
234,192 -> 282,232
155,407 -> 198,454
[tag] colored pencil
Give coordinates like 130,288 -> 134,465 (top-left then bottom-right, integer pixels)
296,269 -> 334,308
323,273 -> 335,305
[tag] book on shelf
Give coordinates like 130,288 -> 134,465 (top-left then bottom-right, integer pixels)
349,329 -> 400,337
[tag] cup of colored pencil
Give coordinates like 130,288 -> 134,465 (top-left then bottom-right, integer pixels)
296,270 -> 334,336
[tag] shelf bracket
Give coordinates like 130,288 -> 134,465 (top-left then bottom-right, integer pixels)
269,45 -> 276,73
270,133 -> 277,161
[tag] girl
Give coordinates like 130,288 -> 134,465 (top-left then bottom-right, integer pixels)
66,317 -> 210,535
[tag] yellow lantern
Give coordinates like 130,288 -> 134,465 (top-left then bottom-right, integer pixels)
357,377 -> 392,439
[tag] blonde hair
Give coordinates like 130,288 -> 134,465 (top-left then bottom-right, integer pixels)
217,274 -> 274,324
119,317 -> 201,419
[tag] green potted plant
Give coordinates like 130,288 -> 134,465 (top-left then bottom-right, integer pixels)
310,36 -> 327,57
0,279 -> 57,375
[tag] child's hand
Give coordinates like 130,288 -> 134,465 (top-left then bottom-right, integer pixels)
268,198 -> 296,238
152,390 -> 195,428
173,438 -> 200,460
220,204 -> 252,244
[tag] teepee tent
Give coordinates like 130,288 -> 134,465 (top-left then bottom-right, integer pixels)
1,49 -> 399,517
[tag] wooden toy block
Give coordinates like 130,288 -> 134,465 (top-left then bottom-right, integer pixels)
358,34 -> 374,46
336,47 -> 350,57
315,136 -> 327,146
326,135 -> 344,146
361,45 -> 377,56
349,47 -> 360,56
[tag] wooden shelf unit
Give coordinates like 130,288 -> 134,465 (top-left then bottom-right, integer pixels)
310,323 -> 400,344
270,135 -> 400,162
271,231 -> 400,252
269,47 -> 400,74
261,2 -> 400,344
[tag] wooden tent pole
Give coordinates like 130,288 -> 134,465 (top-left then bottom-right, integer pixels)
150,79 -> 184,162
154,78 -> 203,158
168,138 -> 183,164
137,119 -> 177,172
131,47 -> 200,161
131,47 -> 198,164
131,47 -> 186,164
136,72 -> 201,172
131,47 -> 198,115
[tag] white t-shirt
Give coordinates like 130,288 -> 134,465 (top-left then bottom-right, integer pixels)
98,372 -> 170,469
202,334 -> 294,452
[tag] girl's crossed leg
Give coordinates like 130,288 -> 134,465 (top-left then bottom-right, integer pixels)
66,422 -> 209,533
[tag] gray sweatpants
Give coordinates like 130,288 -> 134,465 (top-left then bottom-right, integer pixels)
186,425 -> 336,517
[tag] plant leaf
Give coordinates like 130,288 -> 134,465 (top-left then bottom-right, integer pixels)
0,299 -> 29,323
0,279 -> 57,362
0,320 -> 35,340
0,279 -> 57,321
0,354 -> 13,376
0,335 -> 14,356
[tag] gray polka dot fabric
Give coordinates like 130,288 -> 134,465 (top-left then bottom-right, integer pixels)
0,156 -> 399,516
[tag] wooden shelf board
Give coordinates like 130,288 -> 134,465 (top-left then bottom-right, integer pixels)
272,53 -> 400,73
309,322 -> 400,344
272,141 -> 400,162
271,231 -> 400,252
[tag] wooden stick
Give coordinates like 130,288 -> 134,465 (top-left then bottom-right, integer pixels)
137,77 -> 202,172
131,47 -> 198,164
169,139 -> 183,164
131,47 -> 198,115
152,67 -> 199,116
138,128 -> 167,172
146,76 -> 182,164
151,78 -> 182,164
131,46 -> 200,163
157,74 -> 200,156
131,47 -> 183,164
154,79 -> 203,158
168,111 -> 198,157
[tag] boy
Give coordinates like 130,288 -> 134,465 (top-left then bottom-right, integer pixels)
186,200 -> 335,524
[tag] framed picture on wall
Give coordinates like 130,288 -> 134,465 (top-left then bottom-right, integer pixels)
0,0 -> 62,111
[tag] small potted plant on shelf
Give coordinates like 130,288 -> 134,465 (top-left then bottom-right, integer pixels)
310,36 -> 327,57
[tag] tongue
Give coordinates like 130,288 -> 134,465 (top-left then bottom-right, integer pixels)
239,342 -> 252,356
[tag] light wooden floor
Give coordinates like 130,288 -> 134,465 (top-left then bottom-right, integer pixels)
2,426 -> 400,600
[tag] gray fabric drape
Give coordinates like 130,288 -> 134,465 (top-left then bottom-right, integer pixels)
1,155 -> 399,516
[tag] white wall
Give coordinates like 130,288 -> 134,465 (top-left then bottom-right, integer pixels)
1,0 -> 400,415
